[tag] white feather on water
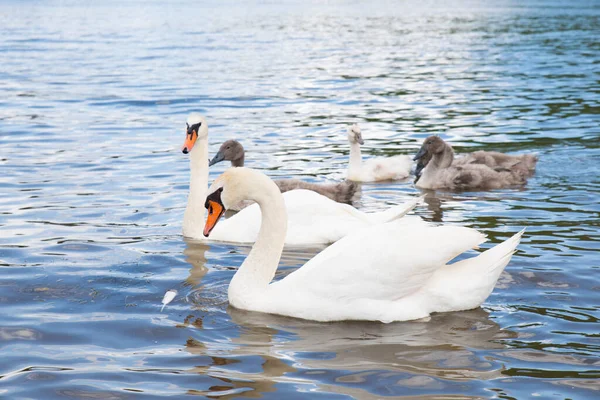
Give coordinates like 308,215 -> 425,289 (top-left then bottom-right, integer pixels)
161,289 -> 177,312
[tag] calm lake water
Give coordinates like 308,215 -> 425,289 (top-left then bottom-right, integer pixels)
1,0 -> 599,398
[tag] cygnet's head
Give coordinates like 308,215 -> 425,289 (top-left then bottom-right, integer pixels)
209,139 -> 245,167
203,168 -> 275,237
182,113 -> 208,154
347,124 -> 364,145
413,135 -> 446,161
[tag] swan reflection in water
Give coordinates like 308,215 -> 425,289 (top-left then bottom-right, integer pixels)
417,189 -> 529,227
226,306 -> 516,377
182,237 -> 210,287
184,274 -> 518,398
181,210 -> 520,397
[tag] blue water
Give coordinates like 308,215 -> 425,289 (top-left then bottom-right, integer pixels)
1,1 -> 599,398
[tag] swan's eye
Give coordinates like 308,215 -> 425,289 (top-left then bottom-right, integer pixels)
189,122 -> 202,134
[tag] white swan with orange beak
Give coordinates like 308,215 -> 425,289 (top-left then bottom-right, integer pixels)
181,113 -> 422,246
203,167 -> 525,322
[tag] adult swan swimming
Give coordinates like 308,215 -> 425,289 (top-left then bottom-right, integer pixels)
203,167 -> 525,322
182,113 -> 420,246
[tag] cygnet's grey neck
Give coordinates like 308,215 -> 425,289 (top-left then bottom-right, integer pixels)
432,144 -> 454,169
231,153 -> 245,167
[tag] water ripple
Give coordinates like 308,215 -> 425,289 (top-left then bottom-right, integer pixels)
0,0 -> 599,398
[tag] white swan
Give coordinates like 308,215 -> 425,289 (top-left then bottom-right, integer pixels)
346,124 -> 413,182
182,113 -> 420,246
203,167 -> 525,323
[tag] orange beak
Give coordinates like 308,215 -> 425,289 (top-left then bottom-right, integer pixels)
182,130 -> 197,154
203,200 -> 225,237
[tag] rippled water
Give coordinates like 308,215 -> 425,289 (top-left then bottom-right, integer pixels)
1,0 -> 599,398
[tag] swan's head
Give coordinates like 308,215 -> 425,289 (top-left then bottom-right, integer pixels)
182,113 -> 208,154
209,139 -> 244,167
347,124 -> 364,145
203,167 -> 275,237
414,135 -> 445,161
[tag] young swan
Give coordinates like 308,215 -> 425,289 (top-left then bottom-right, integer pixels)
209,139 -> 357,205
413,136 -> 537,190
346,124 -> 413,182
203,167 -> 525,323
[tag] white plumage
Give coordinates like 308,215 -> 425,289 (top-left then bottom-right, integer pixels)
205,167 -> 524,323
346,124 -> 412,182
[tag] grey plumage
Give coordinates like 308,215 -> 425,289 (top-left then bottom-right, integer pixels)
454,150 -> 538,178
414,136 -> 538,190
275,179 -> 357,204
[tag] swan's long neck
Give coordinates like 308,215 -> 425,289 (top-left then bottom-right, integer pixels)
419,144 -> 454,188
432,144 -> 454,169
183,137 -> 209,237
348,141 -> 362,175
231,154 -> 244,167
228,178 -> 287,308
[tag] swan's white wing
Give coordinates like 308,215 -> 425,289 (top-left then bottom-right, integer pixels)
361,155 -> 412,180
212,190 -> 418,245
271,224 -> 487,302
282,190 -> 372,244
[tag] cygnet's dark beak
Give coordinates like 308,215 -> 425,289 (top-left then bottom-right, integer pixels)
357,135 -> 364,145
413,146 -> 427,161
414,161 -> 426,176
209,151 -> 225,167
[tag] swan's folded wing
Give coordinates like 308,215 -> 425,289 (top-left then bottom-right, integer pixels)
282,190 -> 372,244
213,190 -> 422,245
274,224 -> 487,302
361,155 -> 412,180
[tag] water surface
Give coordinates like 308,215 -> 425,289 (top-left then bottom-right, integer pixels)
1,1 -> 599,398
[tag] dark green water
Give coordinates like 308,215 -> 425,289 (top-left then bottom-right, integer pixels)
1,0 -> 599,398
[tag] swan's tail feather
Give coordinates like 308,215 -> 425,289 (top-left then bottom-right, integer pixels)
461,228 -> 524,282
313,180 -> 357,204
481,228 -> 525,274
425,228 -> 525,313
502,154 -> 538,180
335,180 -> 358,204
368,195 -> 424,224
516,154 -> 538,177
